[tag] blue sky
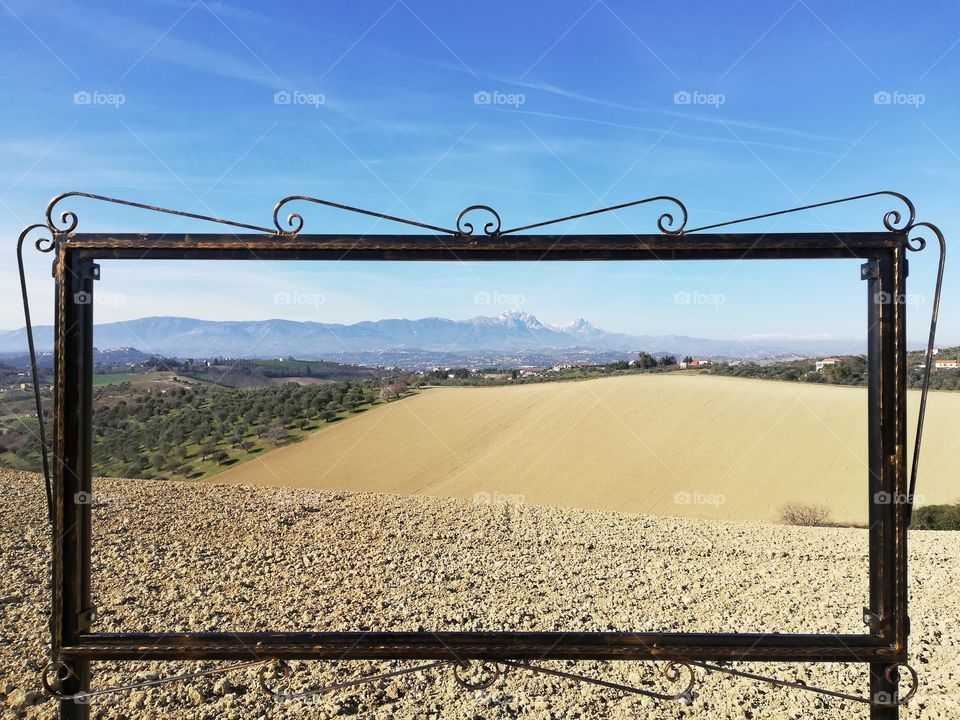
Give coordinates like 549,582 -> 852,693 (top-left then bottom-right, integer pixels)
1,0 -> 957,345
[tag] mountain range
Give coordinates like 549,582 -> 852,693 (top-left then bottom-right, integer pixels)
0,311 -> 865,367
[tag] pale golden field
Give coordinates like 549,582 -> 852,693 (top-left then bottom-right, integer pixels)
209,374 -> 960,523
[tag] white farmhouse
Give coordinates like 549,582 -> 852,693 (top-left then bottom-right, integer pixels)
815,357 -> 841,372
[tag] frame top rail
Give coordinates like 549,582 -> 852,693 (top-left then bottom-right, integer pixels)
60,231 -> 904,262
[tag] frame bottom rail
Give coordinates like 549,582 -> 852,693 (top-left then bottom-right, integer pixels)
62,631 -> 901,663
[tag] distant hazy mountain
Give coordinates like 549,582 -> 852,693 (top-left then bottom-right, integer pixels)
0,311 -> 865,363
0,346 -> 151,370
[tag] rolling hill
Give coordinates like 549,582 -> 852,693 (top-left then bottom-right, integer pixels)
207,373 -> 960,523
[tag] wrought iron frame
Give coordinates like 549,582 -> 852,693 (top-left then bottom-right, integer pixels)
16,191 -> 946,720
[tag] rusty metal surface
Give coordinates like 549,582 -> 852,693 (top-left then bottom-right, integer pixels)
62,231 -> 902,255
59,630 -> 900,662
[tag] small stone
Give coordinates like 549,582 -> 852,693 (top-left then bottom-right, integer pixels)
213,678 -> 233,695
7,689 -> 26,708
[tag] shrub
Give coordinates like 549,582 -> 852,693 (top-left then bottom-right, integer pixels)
912,502 -> 960,530
780,502 -> 834,527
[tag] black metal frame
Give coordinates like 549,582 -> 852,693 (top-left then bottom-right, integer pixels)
17,191 -> 946,719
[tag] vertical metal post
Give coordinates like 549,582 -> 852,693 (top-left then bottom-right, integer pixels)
893,246 -> 910,657
52,247 -> 96,720
864,247 -> 908,720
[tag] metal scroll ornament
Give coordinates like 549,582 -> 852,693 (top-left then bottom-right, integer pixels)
272,195 -> 456,236
254,658 -> 697,704
683,190 -> 915,233
455,205 -> 502,237
35,188 -> 922,238
43,656 -> 918,708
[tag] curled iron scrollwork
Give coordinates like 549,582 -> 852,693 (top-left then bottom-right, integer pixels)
41,660 -> 76,698
685,190 -> 915,234
257,658 -> 454,701
20,223 -> 56,253
257,658 -> 293,698
272,195 -> 456,236
498,659 -> 696,704
272,200 -> 305,235
455,205 -> 502,237
44,191 -> 276,236
881,191 -> 916,232
904,219 -> 943,253
497,195 -> 688,236
23,188 -> 927,242
20,188 -> 927,240
42,658 -> 268,702
39,656 -> 920,709
882,662 -> 919,705
46,192 -> 83,234
692,660 -> 919,707
661,661 -> 697,702
452,660 -> 502,690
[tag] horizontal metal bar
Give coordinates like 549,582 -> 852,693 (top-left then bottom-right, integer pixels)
64,232 -> 903,262
63,632 -> 899,663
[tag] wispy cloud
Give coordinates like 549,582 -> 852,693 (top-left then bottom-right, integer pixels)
494,76 -> 854,144
9,0 -> 287,88
479,106 -> 849,158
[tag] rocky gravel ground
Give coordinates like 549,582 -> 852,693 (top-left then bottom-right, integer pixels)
1,469 -> 957,718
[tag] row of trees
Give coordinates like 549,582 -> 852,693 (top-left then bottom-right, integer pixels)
1,373 -> 414,478
633,352 -> 679,369
89,379 -> 386,479
707,355 -> 960,389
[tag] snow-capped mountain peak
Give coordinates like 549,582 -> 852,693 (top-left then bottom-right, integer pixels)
553,317 -> 602,337
496,309 -> 546,329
